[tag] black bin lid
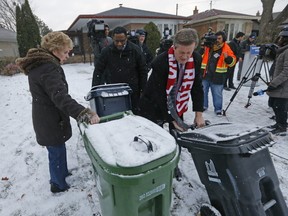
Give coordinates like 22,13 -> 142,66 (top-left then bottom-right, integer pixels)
176,123 -> 275,155
85,83 -> 132,101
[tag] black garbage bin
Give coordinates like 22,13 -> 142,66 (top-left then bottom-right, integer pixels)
176,122 -> 288,216
86,83 -> 132,117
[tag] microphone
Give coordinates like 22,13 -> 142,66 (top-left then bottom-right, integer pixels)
253,89 -> 267,96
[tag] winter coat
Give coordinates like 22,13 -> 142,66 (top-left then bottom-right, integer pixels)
266,44 -> 288,99
240,39 -> 255,58
16,48 -> 86,146
92,41 -> 147,113
228,38 -> 241,60
138,51 -> 204,123
92,36 -> 113,63
137,42 -> 154,70
201,43 -> 236,85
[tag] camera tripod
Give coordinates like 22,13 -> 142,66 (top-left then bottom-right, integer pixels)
223,55 -> 271,116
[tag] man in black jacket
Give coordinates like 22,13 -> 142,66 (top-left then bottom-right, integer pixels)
237,34 -> 256,80
139,28 -> 205,132
92,26 -> 147,114
224,32 -> 245,90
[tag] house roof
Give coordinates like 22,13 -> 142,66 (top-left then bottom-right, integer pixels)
186,8 -> 259,25
95,6 -> 186,18
273,11 -> 288,26
68,6 -> 189,31
0,28 -> 17,43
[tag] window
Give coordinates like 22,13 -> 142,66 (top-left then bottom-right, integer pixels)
229,23 -> 234,41
225,21 -> 244,41
73,37 -> 80,46
157,24 -> 163,36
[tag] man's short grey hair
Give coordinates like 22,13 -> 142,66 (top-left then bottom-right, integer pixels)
173,28 -> 199,47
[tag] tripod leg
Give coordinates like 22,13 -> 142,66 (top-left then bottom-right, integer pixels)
223,56 -> 259,115
223,78 -> 245,116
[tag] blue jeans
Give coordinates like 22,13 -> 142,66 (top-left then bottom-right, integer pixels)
46,144 -> 70,190
202,79 -> 224,113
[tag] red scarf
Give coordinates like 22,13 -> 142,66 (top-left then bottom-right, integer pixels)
166,46 -> 195,116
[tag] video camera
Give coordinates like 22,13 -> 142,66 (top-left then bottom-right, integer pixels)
258,43 -> 278,61
156,27 -> 173,55
160,38 -> 173,51
163,27 -> 172,40
127,29 -> 148,45
87,19 -> 106,41
203,34 -> 217,47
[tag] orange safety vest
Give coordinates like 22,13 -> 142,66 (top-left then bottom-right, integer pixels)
201,43 -> 236,74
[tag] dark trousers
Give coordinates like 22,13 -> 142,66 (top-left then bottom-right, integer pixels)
237,60 -> 243,81
46,144 -> 70,190
224,66 -> 236,88
269,97 -> 288,127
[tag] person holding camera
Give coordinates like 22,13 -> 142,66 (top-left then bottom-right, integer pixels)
201,31 -> 236,116
94,24 -> 113,65
92,26 -> 147,114
266,27 -> 288,134
224,31 -> 245,90
156,27 -> 173,56
16,32 -> 100,193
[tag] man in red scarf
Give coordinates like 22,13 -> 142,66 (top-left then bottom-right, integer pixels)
139,28 -> 205,132
139,28 -> 205,180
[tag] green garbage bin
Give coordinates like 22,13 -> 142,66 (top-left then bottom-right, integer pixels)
79,113 -> 179,216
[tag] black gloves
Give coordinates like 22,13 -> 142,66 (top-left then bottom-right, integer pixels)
267,85 -> 277,91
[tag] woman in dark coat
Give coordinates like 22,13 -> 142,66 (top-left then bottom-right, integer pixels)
16,32 -> 100,193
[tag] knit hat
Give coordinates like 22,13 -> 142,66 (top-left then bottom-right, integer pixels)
136,29 -> 146,36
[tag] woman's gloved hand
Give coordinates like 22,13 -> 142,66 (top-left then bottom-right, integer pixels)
77,108 -> 100,124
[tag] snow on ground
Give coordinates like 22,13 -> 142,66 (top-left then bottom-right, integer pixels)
0,63 -> 287,215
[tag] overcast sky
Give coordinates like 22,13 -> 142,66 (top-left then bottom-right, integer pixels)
30,0 -> 287,31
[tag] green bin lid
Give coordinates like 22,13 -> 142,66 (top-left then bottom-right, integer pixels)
81,114 -> 177,175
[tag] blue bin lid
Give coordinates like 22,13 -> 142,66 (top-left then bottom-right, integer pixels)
86,83 -> 132,101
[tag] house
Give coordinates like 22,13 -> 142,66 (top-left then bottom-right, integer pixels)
66,4 -> 189,58
184,7 -> 260,41
65,5 -> 287,61
0,27 -> 19,58
272,11 -> 288,28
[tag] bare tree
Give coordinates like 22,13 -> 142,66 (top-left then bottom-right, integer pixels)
0,0 -> 19,32
258,0 -> 288,43
0,0 -> 52,34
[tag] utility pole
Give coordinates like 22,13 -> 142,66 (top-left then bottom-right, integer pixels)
176,3 -> 178,15
210,0 -> 212,10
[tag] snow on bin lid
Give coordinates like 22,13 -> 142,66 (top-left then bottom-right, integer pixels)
84,115 -> 176,167
182,122 -> 263,143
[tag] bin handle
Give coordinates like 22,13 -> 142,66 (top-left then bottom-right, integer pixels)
133,135 -> 153,153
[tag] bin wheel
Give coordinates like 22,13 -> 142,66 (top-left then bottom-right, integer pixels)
197,203 -> 221,216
